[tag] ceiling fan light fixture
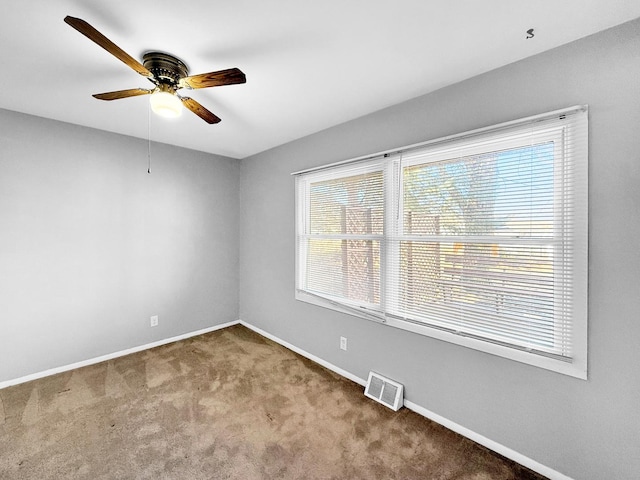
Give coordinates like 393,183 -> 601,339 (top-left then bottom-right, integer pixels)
150,88 -> 182,118
64,18 -> 244,124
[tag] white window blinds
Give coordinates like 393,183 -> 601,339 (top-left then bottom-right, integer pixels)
295,106 -> 588,378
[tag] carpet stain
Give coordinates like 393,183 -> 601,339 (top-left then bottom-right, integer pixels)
0,325 -> 549,480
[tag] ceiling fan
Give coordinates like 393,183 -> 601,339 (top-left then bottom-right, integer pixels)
64,16 -> 246,124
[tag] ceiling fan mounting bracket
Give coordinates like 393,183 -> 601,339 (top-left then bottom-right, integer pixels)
142,51 -> 189,88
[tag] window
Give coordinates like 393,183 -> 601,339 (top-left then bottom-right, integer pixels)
295,106 -> 588,378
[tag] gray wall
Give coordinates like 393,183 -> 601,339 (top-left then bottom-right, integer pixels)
239,19 -> 640,480
0,110 -> 240,382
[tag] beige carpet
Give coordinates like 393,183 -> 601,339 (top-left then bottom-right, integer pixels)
0,325 -> 548,479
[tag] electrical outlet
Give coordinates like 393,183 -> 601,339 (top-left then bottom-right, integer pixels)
150,315 -> 159,327
340,336 -> 347,351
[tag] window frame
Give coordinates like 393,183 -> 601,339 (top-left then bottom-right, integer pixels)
294,106 -> 588,379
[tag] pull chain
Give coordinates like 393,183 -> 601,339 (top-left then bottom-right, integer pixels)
147,102 -> 151,174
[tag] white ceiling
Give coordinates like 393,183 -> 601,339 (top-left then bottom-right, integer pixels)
1,1 -> 639,159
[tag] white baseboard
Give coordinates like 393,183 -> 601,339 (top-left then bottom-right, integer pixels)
239,319 -> 573,480
0,320 -> 240,390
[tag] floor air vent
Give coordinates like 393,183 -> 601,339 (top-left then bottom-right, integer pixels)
364,371 -> 404,411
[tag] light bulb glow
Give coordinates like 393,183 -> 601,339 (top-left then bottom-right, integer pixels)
150,91 -> 182,118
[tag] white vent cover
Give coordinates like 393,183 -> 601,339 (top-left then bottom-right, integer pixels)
364,371 -> 404,411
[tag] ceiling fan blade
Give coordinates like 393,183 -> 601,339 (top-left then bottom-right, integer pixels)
180,97 -> 221,124
179,68 -> 246,90
93,88 -> 154,100
64,16 -> 153,79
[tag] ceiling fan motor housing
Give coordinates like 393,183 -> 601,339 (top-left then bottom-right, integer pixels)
143,51 -> 189,89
